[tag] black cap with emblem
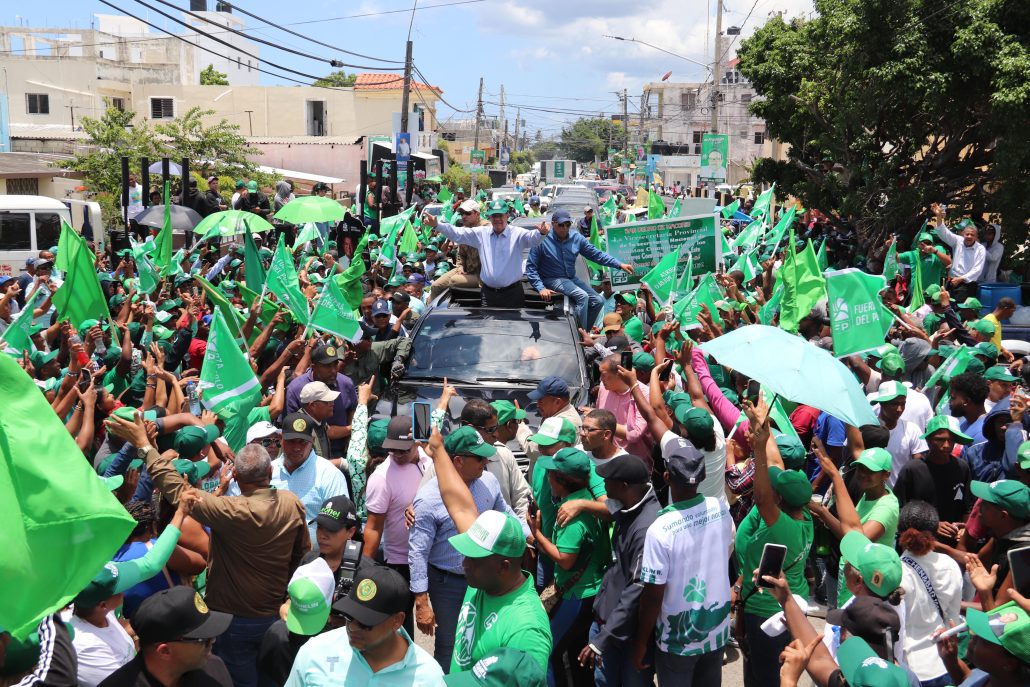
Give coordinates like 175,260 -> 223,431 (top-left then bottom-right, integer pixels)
332,564 -> 410,627
132,586 -> 233,645
282,412 -> 315,441
311,343 -> 341,365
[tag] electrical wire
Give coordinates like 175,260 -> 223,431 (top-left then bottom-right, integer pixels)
412,64 -> 475,112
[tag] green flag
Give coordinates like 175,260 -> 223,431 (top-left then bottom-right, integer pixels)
293,223 -> 321,251
729,248 -> 759,283
310,278 -> 363,342
648,190 -> 666,220
514,196 -> 526,215
441,203 -> 456,225
476,189 -> 488,202
195,275 -> 247,343
751,184 -> 776,220
882,240 -> 899,281
131,242 -> 160,295
334,231 -> 370,311
0,354 -> 135,638
922,345 -> 975,392
199,308 -> 262,450
267,234 -> 310,325
244,229 -> 267,292
600,195 -> 618,227
779,237 -> 826,333
670,254 -> 694,302
766,389 -> 802,443
378,206 -> 416,263
670,198 -> 682,217
399,220 -> 419,255
640,250 -> 680,305
825,268 -> 894,357
907,258 -> 925,315
763,206 -> 796,253
759,282 -> 784,325
437,185 -> 453,204
52,222 -> 108,330
674,273 -> 724,327
237,282 -> 287,344
154,182 -> 174,276
719,228 -> 732,264
816,238 -> 829,271
721,199 -> 740,220
0,288 -> 47,354
731,219 -> 765,250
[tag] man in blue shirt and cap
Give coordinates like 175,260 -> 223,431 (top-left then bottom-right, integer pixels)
526,209 -> 634,328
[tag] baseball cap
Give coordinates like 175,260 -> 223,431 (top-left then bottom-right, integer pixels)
310,343 -> 341,365
595,453 -> 651,485
970,319 -> 997,336
1018,441 -> 1030,470
300,381 -> 340,404
615,292 -> 638,307
444,647 -> 547,687
490,400 -> 525,425
666,442 -> 705,486
367,418 -> 389,454
391,291 -> 411,305
839,530 -> 902,598
528,417 -> 577,446
527,375 -> 570,400
673,406 -> 716,446
774,433 -> 807,470
958,297 -> 983,310
876,353 -> 905,376
536,447 -> 592,479
872,381 -> 908,403
313,495 -> 359,532
458,199 -> 481,213
827,596 -> 902,645
768,466 -> 814,507
407,274 -> 426,285
235,179 -> 245,189
970,480 -> 1030,519
173,425 -> 220,459
631,351 -> 655,372
282,412 -> 315,442
604,334 -> 631,353
920,414 -> 974,444
974,342 -> 999,360
172,458 -> 212,483
445,426 -> 498,460
382,414 -> 415,451
332,565 -> 411,628
551,209 -> 572,224
73,563 -> 121,608
835,637 -> 909,687
854,447 -> 892,473
985,365 -> 1019,382
966,600 -> 1030,662
286,557 -> 335,636
917,231 -> 935,244
31,349 -> 59,367
133,586 -> 233,645
601,312 -> 623,333
246,421 -> 280,444
485,199 -> 507,216
448,510 -> 527,559
387,275 -> 407,288
247,180 -> 258,192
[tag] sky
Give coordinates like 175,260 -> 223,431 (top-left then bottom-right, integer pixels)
5,0 -> 814,138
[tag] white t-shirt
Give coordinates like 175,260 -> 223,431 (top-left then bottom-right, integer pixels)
822,595 -> 908,667
640,495 -> 733,656
69,612 -> 136,687
886,420 -> 928,486
900,550 -> 963,682
660,423 -> 727,504
589,447 -> 628,469
901,388 -> 933,433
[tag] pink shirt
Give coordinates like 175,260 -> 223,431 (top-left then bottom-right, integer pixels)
364,449 -> 428,564
597,383 -> 654,461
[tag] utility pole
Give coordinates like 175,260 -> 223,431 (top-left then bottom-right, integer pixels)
66,104 -> 75,131
400,40 -> 414,135
513,107 -> 520,152
711,0 -> 723,133
244,110 -> 253,136
471,76 -> 484,195
622,88 -> 629,157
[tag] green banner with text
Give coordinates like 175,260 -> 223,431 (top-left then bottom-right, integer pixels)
605,214 -> 719,290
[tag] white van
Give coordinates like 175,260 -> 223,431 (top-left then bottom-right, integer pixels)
0,196 -> 103,277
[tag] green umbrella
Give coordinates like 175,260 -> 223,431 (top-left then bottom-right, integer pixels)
699,324 -> 878,427
273,196 -> 345,225
193,210 -> 275,238
424,175 -> 443,183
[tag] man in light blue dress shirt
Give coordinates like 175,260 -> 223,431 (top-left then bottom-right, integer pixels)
424,198 -> 549,308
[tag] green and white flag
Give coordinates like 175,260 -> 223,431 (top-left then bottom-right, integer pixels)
751,184 -> 776,220
292,223 -> 321,251
825,268 -> 894,357
759,282 -> 784,326
600,195 -> 618,227
199,308 -> 262,417
763,206 -> 796,253
669,198 -> 682,218
674,273 -> 724,328
437,185 -> 453,204
922,345 -> 975,391
244,230 -> 267,292
720,199 -> 740,219
882,240 -> 900,282
309,277 -> 363,342
640,249 -> 680,305
267,234 -> 310,325
195,275 -> 247,345
669,254 -> 694,302
0,288 -> 47,354
731,219 -> 765,250
729,248 -> 759,283
816,238 -> 829,271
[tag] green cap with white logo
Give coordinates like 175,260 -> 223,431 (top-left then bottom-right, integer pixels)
871,381 -> 907,403
490,400 -> 525,425
444,426 -> 497,460
285,558 -> 335,636
970,480 -> 1030,519
536,447 -> 592,479
920,414 -> 974,444
485,199 -> 507,216
853,447 -> 892,474
966,600 -> 1030,663
985,365 -> 1019,382
528,417 -> 577,446
836,637 -> 909,687
448,510 -> 526,559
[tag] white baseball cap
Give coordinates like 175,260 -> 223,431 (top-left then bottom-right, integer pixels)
300,381 -> 341,404
458,199 -> 481,213
246,421 -> 280,444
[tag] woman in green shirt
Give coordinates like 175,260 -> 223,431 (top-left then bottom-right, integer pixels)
528,447 -> 611,687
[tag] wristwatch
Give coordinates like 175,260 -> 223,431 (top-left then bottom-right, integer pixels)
136,446 -> 151,460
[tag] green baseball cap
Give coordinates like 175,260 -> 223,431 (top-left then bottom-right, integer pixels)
617,292 -> 638,307
854,447 -> 892,473
528,417 -> 577,446
31,349 -> 59,367
172,458 -> 212,483
920,414 -> 974,444
970,480 -> 1030,519
631,351 -> 655,372
872,381 -> 908,403
876,353 -> 905,376
152,324 -> 174,340
966,600 -> 1030,663
774,432 -> 807,470
970,319 -> 997,337
958,297 -> 983,310
1018,441 -> 1030,470
867,343 -> 898,360
916,231 -> 935,244
285,558 -> 334,636
448,510 -> 526,559
387,275 -> 407,288
173,425 -> 221,459
840,530 -> 902,598
490,400 -> 525,425
623,316 -> 644,343
767,466 -> 813,507
443,647 -> 547,687
836,636 -> 909,687
974,342 -> 999,360
247,180 -> 258,192
367,418 -> 389,454
673,406 -> 715,446
444,426 -> 497,460
73,563 -> 121,608
110,406 -> 159,423
965,357 -> 987,376
535,447 -> 592,479
985,365 -> 1019,382
485,199 -> 507,216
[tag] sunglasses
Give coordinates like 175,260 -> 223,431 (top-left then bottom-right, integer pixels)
459,210 -> 474,216
557,222 -> 572,228
170,637 -> 215,646
470,423 -> 499,434
461,454 -> 491,463
332,612 -> 375,631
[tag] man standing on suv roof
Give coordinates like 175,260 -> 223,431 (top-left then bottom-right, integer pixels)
424,199 -> 549,308
429,200 -> 485,301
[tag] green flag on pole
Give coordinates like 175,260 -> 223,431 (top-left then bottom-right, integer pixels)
648,190 -> 666,220
267,234 -> 310,325
131,242 -> 160,295
763,206 -> 796,253
334,231 -> 370,311
195,275 -> 247,344
292,223 -> 321,251
0,288 -> 47,354
0,354 -> 135,638
673,273 -> 724,327
778,237 -> 826,333
906,259 -> 925,315
816,238 -> 829,271
729,248 -> 759,283
670,254 -> 694,302
721,199 -> 740,219
514,196 -> 526,215
310,278 -> 363,342
825,268 -> 894,357
922,345 -> 975,392
766,389 -> 802,443
600,195 -> 618,227
244,229 -> 266,292
153,182 -> 174,276
731,219 -> 765,250
199,308 -> 262,450
437,185 -> 453,204
751,184 -> 776,220
399,220 -> 419,255
640,250 -> 680,305
52,222 -> 108,329
670,198 -> 682,217
759,282 -> 784,325
882,240 -> 900,282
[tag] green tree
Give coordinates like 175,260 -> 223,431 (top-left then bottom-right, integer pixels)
508,150 -> 536,175
153,107 -> 259,178
558,118 -> 625,163
738,0 -> 1030,254
313,70 -> 357,87
200,64 -> 229,85
440,165 -> 491,193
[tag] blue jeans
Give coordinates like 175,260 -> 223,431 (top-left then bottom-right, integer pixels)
427,567 -> 469,673
589,621 -> 654,687
214,615 -> 276,687
655,647 -> 724,687
544,277 -> 604,329
548,595 -> 594,687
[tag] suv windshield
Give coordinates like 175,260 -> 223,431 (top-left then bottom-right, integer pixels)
408,311 -> 581,383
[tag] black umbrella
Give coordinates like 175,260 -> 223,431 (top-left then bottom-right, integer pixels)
135,204 -> 203,232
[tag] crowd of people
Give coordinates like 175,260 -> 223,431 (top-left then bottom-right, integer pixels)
1,176 -> 1028,687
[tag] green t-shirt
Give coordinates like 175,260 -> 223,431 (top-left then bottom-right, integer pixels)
898,250 -> 946,288
922,312 -> 945,335
450,573 -> 552,674
837,489 -> 900,606
103,366 -> 132,398
553,488 -> 611,600
735,504 -> 814,619
531,461 -> 606,539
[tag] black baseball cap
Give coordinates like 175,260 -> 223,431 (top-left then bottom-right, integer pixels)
282,412 -> 315,441
133,586 -> 233,645
313,495 -> 359,532
826,596 -> 901,645
311,343 -> 341,365
332,564 -> 411,627
391,291 -> 411,304
666,444 -> 706,486
595,454 -> 651,485
382,415 -> 414,451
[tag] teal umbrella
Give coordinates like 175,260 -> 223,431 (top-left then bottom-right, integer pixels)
273,196 -> 344,224
699,324 -> 878,427
193,210 -> 275,238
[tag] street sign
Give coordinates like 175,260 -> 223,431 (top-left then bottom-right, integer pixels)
553,160 -> 565,179
470,149 -> 485,172
604,214 -> 720,290
700,134 -> 729,183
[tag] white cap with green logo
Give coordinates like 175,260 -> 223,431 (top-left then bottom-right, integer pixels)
448,510 -> 527,559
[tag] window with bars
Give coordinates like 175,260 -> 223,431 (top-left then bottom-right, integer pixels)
26,93 -> 49,115
150,98 -> 174,119
754,131 -> 766,145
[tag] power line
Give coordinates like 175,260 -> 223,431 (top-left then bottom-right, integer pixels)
284,0 -> 487,27
412,64 -> 475,112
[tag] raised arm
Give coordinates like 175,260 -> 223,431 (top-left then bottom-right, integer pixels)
425,428 -> 478,533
